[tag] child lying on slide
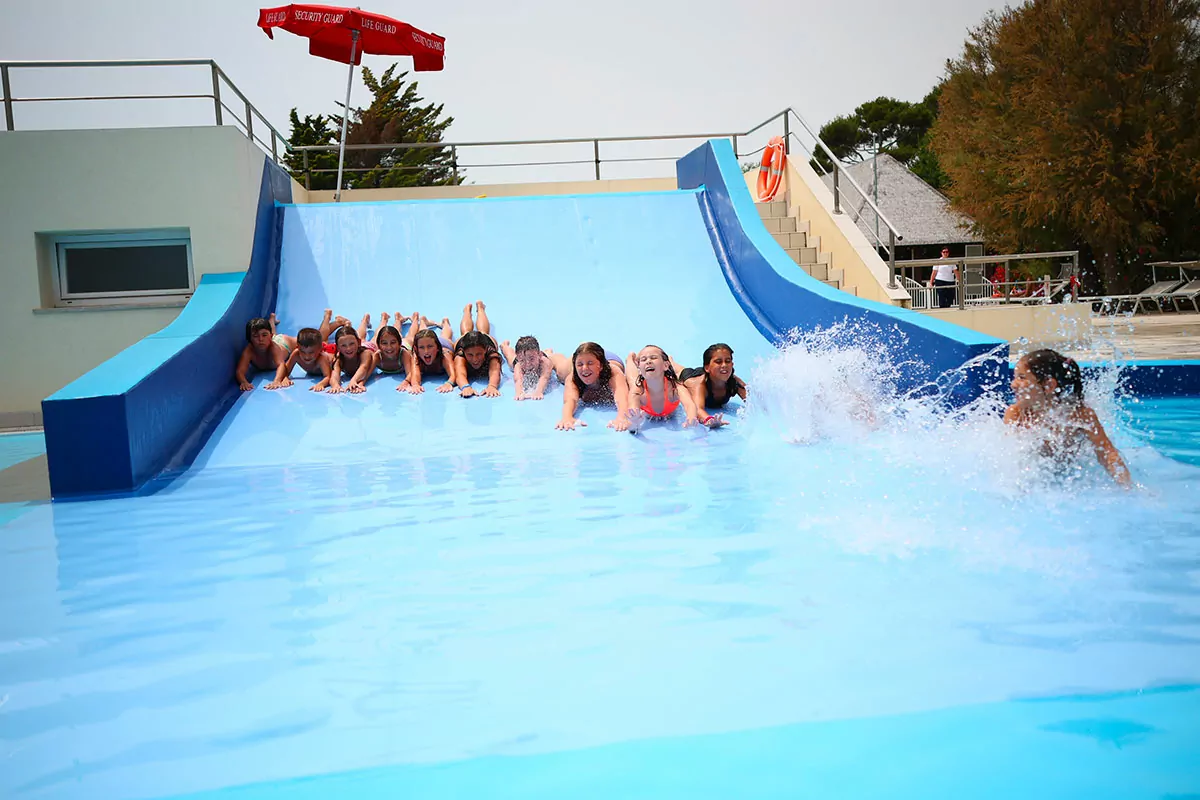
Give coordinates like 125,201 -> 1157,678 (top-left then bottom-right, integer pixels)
554,342 -> 631,432
265,327 -> 333,390
236,314 -> 295,391
501,336 -> 557,400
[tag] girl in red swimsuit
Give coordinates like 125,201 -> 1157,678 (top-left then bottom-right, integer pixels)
625,345 -> 719,430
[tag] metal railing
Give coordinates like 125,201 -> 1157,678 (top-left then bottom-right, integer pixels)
290,108 -> 795,189
0,59 -> 290,164
895,251 -> 1080,310
1,60 -> 905,275
777,109 -> 904,287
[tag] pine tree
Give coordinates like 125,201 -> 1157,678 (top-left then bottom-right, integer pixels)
285,64 -> 462,190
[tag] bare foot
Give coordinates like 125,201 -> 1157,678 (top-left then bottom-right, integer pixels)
410,312 -> 421,328
476,300 -> 486,312
463,303 -> 473,317
361,313 -> 371,328
441,317 -> 452,328
334,315 -> 351,328
501,339 -> 510,348
421,315 -> 435,327
268,312 -> 279,326
380,312 -> 390,327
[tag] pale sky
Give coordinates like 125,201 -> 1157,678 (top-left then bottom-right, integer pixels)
1,0 -> 999,182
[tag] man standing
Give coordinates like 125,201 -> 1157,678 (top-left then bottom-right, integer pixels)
928,247 -> 958,308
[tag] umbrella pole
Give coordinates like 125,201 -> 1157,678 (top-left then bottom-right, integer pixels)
334,30 -> 360,203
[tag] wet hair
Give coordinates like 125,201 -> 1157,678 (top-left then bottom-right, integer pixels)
1022,349 -> 1084,402
515,335 -> 540,354
245,317 -> 271,341
413,329 -> 444,366
571,341 -> 613,393
702,343 -> 734,367
701,342 -> 744,392
375,325 -> 402,347
296,327 -> 322,348
455,330 -> 495,357
634,344 -> 678,389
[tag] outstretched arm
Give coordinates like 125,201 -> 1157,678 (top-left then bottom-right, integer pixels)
531,354 -> 553,399
267,350 -> 299,389
345,351 -> 377,393
556,377 -> 583,430
454,355 -> 476,397
1080,407 -> 1132,487
481,357 -> 502,397
609,370 -> 632,432
312,355 -> 332,392
235,346 -> 255,391
436,351 -> 457,393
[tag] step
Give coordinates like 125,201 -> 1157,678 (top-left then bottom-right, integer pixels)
786,231 -> 808,249
796,246 -> 819,264
844,285 -> 858,297
756,200 -> 788,219
822,279 -> 840,289
828,267 -> 845,285
761,216 -> 797,234
773,231 -> 807,249
804,263 -> 829,282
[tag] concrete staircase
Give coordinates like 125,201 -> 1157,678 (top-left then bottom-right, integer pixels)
756,200 -> 855,296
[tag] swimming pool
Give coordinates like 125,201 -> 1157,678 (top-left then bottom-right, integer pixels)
3,357 -> 1200,798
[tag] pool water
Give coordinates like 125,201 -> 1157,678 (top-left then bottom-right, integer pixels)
2,367 -> 1200,798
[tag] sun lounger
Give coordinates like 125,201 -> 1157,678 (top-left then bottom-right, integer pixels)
1168,278 -> 1200,312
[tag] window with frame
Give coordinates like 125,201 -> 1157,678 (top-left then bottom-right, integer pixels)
52,230 -> 194,307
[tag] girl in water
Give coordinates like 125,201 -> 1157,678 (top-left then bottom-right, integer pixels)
678,343 -> 747,424
553,342 -> 631,431
1004,349 -> 1131,486
625,345 -> 719,430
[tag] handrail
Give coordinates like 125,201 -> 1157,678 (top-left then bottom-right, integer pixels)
0,62 -> 902,274
1,59 -> 290,165
778,108 -> 904,287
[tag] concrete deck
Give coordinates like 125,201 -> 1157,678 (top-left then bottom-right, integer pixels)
1066,313 -> 1200,362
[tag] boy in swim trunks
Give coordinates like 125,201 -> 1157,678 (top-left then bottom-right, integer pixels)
501,335 -> 557,400
265,327 -> 334,391
235,315 -> 295,391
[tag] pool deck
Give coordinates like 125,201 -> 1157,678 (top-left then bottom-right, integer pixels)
1022,311 -> 1200,362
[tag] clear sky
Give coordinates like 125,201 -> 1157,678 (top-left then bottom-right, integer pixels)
1,0 -> 1000,181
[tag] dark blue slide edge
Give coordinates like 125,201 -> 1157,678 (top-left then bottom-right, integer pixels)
41,158 -> 293,499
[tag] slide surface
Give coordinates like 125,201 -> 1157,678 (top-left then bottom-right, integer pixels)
191,189 -> 768,470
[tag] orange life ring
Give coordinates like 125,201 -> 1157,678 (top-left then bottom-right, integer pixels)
757,136 -> 786,202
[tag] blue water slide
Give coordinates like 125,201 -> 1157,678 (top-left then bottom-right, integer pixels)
41,160 -> 292,498
38,140 -> 1016,499
677,139 -> 1007,399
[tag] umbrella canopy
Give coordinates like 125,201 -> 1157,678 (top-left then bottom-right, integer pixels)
257,4 -> 446,200
258,4 -> 445,70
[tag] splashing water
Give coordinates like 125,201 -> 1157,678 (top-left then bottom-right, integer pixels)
736,321 -> 1198,571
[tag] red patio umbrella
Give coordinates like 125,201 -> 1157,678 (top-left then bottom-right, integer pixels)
258,4 -> 446,200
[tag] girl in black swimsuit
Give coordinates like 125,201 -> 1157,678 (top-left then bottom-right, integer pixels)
679,343 -> 748,425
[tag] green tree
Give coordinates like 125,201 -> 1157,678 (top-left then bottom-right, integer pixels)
283,110 -> 339,190
932,0 -> 1200,293
286,64 -> 462,190
812,92 -> 946,189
